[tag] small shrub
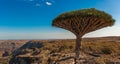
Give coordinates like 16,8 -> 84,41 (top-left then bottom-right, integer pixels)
69,45 -> 73,49
101,47 -> 112,54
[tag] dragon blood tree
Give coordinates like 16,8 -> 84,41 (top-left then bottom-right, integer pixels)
52,8 -> 115,64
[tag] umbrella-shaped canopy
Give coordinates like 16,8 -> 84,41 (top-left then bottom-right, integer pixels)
52,8 -> 115,36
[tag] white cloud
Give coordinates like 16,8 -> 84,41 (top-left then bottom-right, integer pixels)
46,2 -> 52,6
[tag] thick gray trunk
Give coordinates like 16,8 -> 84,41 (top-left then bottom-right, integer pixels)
75,36 -> 81,64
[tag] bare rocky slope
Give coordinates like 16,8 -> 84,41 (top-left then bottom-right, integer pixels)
0,40 -> 28,57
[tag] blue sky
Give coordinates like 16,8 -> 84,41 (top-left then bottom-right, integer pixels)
0,0 -> 120,39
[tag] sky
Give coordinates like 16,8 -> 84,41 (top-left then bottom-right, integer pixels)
0,0 -> 120,39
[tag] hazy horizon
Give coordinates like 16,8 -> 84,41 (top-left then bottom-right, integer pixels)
0,0 -> 120,39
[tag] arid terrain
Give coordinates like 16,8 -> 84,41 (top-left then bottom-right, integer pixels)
0,36 -> 120,64
0,40 -> 29,56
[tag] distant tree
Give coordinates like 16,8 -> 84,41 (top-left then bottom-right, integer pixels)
52,8 -> 115,64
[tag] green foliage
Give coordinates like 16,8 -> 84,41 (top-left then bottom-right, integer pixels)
52,8 -> 115,26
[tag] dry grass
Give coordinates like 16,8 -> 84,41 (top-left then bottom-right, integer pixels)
37,38 -> 120,63
39,39 -> 120,55
0,57 -> 10,64
82,40 -> 120,55
0,37 -> 120,64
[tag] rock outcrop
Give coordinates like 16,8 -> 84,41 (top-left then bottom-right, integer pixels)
0,40 -> 28,57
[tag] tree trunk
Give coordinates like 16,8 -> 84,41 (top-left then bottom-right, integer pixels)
75,36 -> 81,64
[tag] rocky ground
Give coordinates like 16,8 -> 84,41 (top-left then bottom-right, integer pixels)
0,36 -> 120,64
0,40 -> 28,57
